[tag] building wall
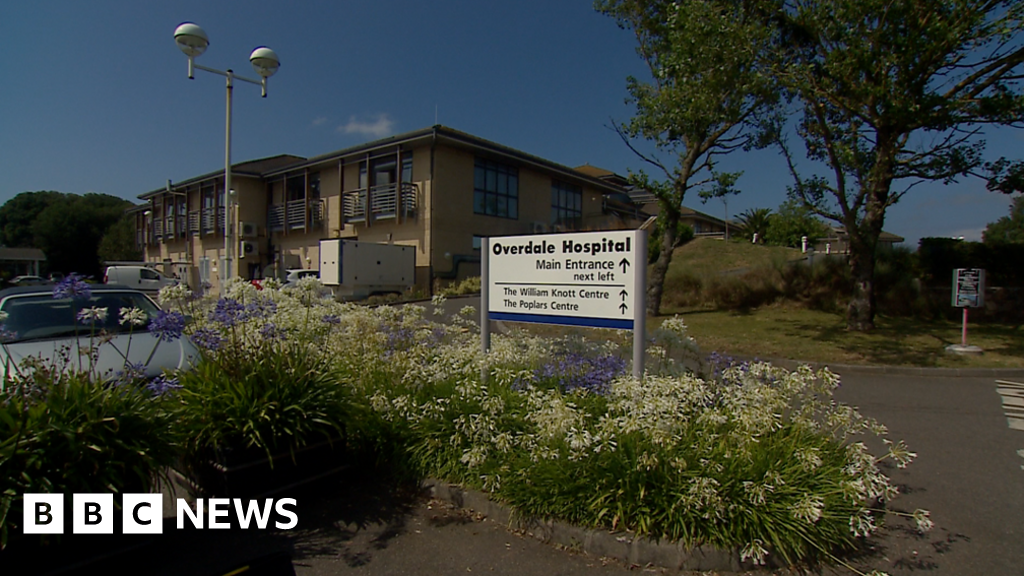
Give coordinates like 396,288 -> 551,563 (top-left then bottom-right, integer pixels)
137,139 -> 638,293
428,145 -> 607,283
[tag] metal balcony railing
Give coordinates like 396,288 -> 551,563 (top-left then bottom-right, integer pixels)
153,219 -> 164,239
268,199 -> 324,232
343,183 -> 417,224
202,207 -> 225,234
188,211 -> 200,235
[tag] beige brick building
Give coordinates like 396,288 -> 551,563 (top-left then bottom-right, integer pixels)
133,125 -> 647,293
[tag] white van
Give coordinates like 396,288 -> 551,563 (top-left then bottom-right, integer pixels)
104,266 -> 178,294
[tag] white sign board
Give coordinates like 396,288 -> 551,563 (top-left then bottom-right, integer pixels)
485,230 -> 640,330
952,268 -> 985,308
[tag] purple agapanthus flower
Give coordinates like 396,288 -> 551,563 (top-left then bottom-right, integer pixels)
112,362 -> 147,386
149,311 -> 186,342
535,351 -> 627,396
191,327 -> 224,352
321,314 -> 341,325
245,299 -> 277,321
146,374 -> 182,396
259,322 -> 284,341
209,298 -> 246,327
52,274 -> 91,301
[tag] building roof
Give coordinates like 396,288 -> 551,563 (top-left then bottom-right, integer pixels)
263,125 -> 629,195
638,202 -> 730,227
825,226 -> 905,243
574,164 -> 631,188
138,154 -> 305,200
0,247 -> 46,261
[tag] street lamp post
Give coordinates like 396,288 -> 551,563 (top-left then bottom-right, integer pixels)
173,23 -> 280,294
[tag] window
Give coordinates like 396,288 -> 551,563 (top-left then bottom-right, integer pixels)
286,172 -> 305,202
140,268 -> 161,281
402,156 -> 413,183
309,172 -> 321,200
472,235 -> 484,250
473,158 -> 518,219
551,180 -> 582,229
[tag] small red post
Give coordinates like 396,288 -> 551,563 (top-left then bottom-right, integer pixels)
961,307 -> 969,347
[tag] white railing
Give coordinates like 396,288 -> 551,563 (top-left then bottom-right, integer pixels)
343,183 -> 416,224
268,199 -> 323,231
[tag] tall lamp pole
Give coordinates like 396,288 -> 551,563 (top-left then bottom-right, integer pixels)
173,23 -> 280,294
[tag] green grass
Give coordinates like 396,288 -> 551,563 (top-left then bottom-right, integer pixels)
655,304 -> 1024,368
666,237 -> 803,279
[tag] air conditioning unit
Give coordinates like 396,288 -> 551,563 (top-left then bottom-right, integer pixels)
239,240 -> 257,259
531,221 -> 548,234
239,222 -> 258,238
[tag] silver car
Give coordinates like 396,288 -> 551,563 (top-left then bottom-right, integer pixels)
0,285 -> 199,385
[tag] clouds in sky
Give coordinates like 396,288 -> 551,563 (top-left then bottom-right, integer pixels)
336,114 -> 395,138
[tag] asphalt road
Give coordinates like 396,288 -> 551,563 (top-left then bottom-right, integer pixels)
823,372 -> 1024,576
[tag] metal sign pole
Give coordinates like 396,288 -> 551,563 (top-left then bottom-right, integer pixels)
633,230 -> 646,381
962,307 -> 968,347
481,238 -> 490,383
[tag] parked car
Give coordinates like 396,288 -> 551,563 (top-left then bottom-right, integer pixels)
283,269 -> 320,286
104,265 -> 178,294
9,275 -> 51,287
0,285 -> 199,384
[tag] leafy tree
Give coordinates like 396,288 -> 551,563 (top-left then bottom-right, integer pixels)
0,191 -> 66,247
763,199 -> 830,248
32,194 -> 132,276
647,218 -> 694,263
983,194 -> 1024,245
735,207 -> 773,242
98,214 -> 143,263
598,0 -> 779,315
768,0 -> 1024,331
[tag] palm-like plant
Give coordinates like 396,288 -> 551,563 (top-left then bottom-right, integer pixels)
736,208 -> 773,242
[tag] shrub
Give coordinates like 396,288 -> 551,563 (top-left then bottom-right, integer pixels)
162,282 -> 349,467
152,279 -> 927,567
0,374 -> 178,546
173,344 -> 347,465
438,276 -> 482,297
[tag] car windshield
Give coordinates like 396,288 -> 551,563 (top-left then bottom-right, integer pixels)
1,292 -> 162,343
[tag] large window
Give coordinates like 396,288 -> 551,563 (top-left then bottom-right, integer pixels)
473,158 -> 518,219
551,180 -> 582,229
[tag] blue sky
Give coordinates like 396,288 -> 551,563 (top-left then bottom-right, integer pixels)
1,0 -> 1018,246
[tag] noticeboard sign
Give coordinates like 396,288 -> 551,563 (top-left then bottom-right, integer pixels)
952,268 -> 985,308
485,230 -> 642,330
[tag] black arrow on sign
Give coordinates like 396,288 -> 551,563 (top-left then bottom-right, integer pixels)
619,258 -> 631,274
619,289 -> 628,301
619,302 -> 628,315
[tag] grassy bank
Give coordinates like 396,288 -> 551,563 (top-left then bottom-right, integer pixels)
655,304 -> 1024,368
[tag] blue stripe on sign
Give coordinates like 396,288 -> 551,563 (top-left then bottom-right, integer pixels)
490,312 -> 634,331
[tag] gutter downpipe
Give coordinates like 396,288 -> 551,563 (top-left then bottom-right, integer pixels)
429,126 -> 437,296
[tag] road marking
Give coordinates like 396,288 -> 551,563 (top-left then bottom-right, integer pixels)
996,380 -> 1024,430
996,381 -> 1024,469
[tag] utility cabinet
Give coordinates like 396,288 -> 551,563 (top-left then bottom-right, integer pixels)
319,239 -> 416,300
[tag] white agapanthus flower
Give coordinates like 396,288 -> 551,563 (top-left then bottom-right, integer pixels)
77,307 -> 108,323
119,307 -> 147,326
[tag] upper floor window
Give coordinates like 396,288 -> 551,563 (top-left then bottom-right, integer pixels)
359,154 -> 412,190
309,172 -> 321,200
551,180 -> 582,228
473,158 -> 518,219
286,172 -> 305,202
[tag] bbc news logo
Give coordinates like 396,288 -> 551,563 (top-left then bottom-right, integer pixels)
23,494 -> 298,534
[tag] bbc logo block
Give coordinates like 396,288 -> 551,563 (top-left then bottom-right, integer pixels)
22,494 -> 64,534
21,493 -> 297,534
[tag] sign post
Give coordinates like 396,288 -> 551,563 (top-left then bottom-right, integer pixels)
949,268 -> 985,354
481,230 -> 646,380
